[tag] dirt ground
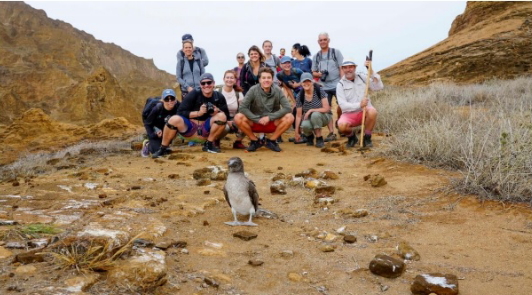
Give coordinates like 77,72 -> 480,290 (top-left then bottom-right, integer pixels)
1,132 -> 532,294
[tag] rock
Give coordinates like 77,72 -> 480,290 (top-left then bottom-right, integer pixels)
108,248 -> 167,291
288,272 -> 303,282
193,167 -> 212,180
271,173 -> 286,181
288,177 -> 305,187
14,265 -> 37,275
0,220 -> 18,225
315,185 -> 336,195
130,185 -> 141,190
168,153 -> 194,160
397,241 -> 421,261
168,174 -> 179,179
295,168 -> 317,178
28,238 -> 49,248
155,239 -> 183,250
270,180 -> 287,195
364,174 -> 387,187
0,246 -> 13,259
196,179 -> 211,186
13,249 -> 45,264
314,196 -> 335,206
204,277 -> 219,288
248,259 -> 264,266
133,238 -> 154,248
233,231 -> 258,241
344,235 -> 357,244
319,244 -> 335,252
64,274 -> 100,293
411,273 -> 459,295
197,249 -> 227,257
98,193 -> 107,199
339,209 -> 369,218
324,233 -> 338,242
304,178 -> 326,189
321,147 -> 340,153
319,170 -> 339,180
280,250 -> 294,258
369,254 -> 406,278
5,241 -> 26,249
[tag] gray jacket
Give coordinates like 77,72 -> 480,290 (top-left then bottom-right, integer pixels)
176,54 -> 205,92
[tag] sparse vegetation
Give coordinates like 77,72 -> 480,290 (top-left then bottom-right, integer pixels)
20,224 -> 62,236
374,76 -> 532,204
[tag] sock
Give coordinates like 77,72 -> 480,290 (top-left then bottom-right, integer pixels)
365,130 -> 372,136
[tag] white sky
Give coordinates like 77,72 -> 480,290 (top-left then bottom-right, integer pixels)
27,1 -> 466,83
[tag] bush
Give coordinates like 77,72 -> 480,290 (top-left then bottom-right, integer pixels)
375,77 -> 532,203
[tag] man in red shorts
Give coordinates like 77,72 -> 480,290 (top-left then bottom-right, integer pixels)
234,67 -> 294,152
336,58 -> 384,148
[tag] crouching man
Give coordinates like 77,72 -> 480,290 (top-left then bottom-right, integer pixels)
336,58 -> 383,148
152,73 -> 229,157
234,67 -> 294,152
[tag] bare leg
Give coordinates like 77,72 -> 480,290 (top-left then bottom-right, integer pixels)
269,113 -> 294,141
234,113 -> 258,141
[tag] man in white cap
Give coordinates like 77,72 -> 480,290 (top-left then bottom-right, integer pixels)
336,58 -> 384,148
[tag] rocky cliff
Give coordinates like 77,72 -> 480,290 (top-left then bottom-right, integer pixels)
0,1 -> 177,125
380,1 -> 532,86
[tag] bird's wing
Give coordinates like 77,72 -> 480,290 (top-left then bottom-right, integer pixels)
248,179 -> 259,211
223,184 -> 232,208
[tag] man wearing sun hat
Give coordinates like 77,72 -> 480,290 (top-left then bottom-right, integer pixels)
152,73 -> 229,157
177,33 -> 209,68
336,58 -> 384,148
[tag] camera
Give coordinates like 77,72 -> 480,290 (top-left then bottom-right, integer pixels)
320,70 -> 329,82
205,102 -> 215,115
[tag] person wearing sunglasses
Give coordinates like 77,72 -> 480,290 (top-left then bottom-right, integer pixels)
152,73 -> 230,157
233,53 -> 245,88
141,89 -> 180,157
176,39 -> 205,99
239,45 -> 266,95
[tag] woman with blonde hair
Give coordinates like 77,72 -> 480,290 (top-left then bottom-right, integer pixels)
176,40 -> 205,98
239,45 -> 266,95
220,69 -> 247,149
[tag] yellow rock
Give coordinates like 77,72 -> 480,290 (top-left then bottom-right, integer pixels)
0,246 -> 13,259
197,248 -> 227,257
288,272 -> 302,282
15,265 -> 37,275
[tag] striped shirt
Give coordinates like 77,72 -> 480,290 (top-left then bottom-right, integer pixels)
296,87 -> 327,117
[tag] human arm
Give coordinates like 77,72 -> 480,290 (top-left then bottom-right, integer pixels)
238,88 -> 261,123
267,89 -> 292,121
295,107 -> 303,141
144,103 -> 162,139
175,52 -> 189,89
365,60 -> 384,91
305,89 -> 331,120
177,91 -> 205,119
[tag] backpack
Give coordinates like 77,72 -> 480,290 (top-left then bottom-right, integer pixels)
297,83 -> 322,105
142,97 -> 162,122
315,48 -> 339,70
179,54 -> 202,76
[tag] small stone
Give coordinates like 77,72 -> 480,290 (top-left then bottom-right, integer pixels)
64,274 -> 99,292
319,170 -> 339,180
344,235 -> 357,244
314,197 -> 335,206
5,241 -> 26,249
339,209 -> 369,218
14,265 -> 37,275
295,168 -> 317,178
193,167 -> 212,180
305,178 -> 325,189
131,185 -> 141,190
371,175 -> 387,187
180,248 -> 189,254
321,147 -> 340,153
14,249 -> 45,264
196,179 -> 211,186
271,173 -> 286,181
28,238 -> 49,248
203,190 -> 210,195
168,174 -> 180,179
203,220 -> 209,226
98,193 -> 107,199
280,250 -> 294,258
324,233 -> 338,242
204,277 -> 219,288
411,273 -> 459,295
277,166 -> 283,170
369,254 -> 405,278
0,220 -> 18,226
288,272 -> 302,282
270,180 -> 287,195
133,238 -> 154,248
169,154 -> 195,161
316,162 -> 325,166
0,246 -> 13,259
397,241 -> 421,261
12,181 -> 20,187
319,244 -> 335,252
248,259 -> 264,266
233,231 -> 258,241
315,185 -> 336,195
155,240 -> 182,250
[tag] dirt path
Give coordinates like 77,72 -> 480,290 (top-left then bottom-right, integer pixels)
1,134 -> 531,294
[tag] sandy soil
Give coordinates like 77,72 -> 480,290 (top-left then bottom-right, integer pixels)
1,133 -> 532,294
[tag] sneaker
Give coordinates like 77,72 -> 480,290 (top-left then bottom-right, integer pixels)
288,137 -> 295,143
363,134 -> 373,148
315,136 -> 325,148
306,134 -> 315,146
247,140 -> 262,152
294,135 -> 307,144
141,139 -> 150,157
214,139 -> 221,148
276,137 -> 284,143
346,134 -> 359,148
265,139 -> 282,152
324,132 -> 337,142
203,141 -> 221,153
232,140 -> 247,149
152,146 -> 170,158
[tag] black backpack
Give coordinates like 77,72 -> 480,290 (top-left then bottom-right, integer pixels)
141,97 -> 162,122
298,83 -> 322,105
179,49 -> 203,75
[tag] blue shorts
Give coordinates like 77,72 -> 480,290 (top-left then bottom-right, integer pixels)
180,117 -> 212,138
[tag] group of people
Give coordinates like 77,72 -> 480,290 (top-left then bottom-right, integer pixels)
141,32 -> 384,157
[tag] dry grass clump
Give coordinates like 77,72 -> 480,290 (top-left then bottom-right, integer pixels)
0,140 -> 131,181
374,76 -> 532,203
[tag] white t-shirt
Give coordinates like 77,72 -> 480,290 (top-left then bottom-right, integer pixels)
221,88 -> 244,118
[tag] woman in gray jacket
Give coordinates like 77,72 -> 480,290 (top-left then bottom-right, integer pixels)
176,40 -> 205,98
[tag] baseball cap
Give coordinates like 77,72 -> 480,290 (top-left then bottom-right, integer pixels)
161,89 -> 176,99
280,56 -> 292,64
182,33 -> 193,42
199,73 -> 214,82
341,58 -> 357,67
300,73 -> 313,83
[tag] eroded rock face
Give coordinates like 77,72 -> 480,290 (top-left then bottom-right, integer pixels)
380,2 -> 532,86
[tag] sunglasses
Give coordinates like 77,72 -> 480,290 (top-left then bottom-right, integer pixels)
163,96 -> 176,102
237,56 -> 245,58
200,81 -> 213,86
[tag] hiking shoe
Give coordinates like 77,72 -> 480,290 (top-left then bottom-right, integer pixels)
346,134 -> 359,148
233,140 -> 247,149
141,139 -> 150,157
152,146 -> 170,158
315,136 -> 325,148
294,135 -> 307,144
247,140 -> 262,152
265,139 -> 282,152
363,134 -> 373,148
306,134 -> 315,146
288,137 -> 295,142
203,141 -> 221,153
276,137 -> 284,143
324,132 -> 337,142
214,139 -> 221,148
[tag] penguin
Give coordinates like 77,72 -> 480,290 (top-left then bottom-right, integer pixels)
223,157 -> 259,226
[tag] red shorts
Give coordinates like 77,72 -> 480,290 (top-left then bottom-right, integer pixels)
251,121 -> 277,133
337,107 -> 375,127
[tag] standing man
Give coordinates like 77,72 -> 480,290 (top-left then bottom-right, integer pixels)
234,67 -> 294,152
152,73 -> 229,157
312,32 -> 344,142
336,58 -> 384,148
262,40 -> 281,80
